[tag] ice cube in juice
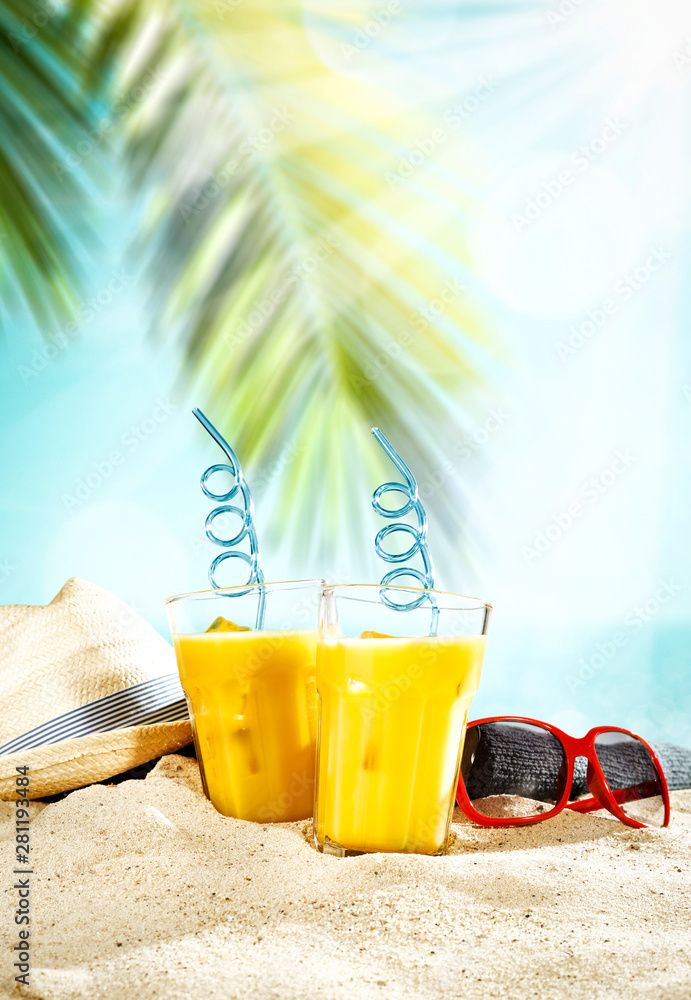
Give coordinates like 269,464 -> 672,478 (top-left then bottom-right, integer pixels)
174,626 -> 317,821
315,633 -> 486,854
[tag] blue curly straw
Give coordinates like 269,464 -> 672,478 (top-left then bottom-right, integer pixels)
371,427 -> 439,633
193,408 -> 265,628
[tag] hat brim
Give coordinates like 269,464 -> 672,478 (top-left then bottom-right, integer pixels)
0,721 -> 193,799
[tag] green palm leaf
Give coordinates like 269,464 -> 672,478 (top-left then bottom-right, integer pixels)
122,0 -> 498,572
0,0 -> 121,327
0,0 -> 499,577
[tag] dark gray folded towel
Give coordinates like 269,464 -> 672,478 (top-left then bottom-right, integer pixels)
649,742 -> 691,791
462,724 -> 691,801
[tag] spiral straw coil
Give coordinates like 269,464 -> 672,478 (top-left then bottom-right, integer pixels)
193,408 -> 265,627
371,427 -> 438,629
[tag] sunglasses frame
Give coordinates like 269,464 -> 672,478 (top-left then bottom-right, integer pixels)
456,716 -> 670,829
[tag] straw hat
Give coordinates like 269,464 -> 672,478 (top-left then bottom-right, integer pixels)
0,578 -> 192,799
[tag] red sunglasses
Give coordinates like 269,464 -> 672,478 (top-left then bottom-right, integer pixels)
456,716 -> 670,829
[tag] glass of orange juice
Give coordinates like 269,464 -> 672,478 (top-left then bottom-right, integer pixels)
165,580 -> 322,822
314,584 -> 491,856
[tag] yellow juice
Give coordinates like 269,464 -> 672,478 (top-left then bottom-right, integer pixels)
174,629 -> 317,822
315,634 -> 486,855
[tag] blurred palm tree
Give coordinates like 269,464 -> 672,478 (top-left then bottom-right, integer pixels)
1,0 -> 93,324
1,0 -> 497,577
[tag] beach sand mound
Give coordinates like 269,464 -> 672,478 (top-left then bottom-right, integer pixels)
2,755 -> 690,1000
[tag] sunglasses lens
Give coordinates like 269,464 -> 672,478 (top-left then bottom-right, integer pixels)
461,721 -> 566,819
593,731 -> 666,827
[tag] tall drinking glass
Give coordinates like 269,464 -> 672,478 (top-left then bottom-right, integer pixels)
165,580 -> 322,822
314,584 -> 491,856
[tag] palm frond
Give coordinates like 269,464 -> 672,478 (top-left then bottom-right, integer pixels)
0,0 -> 116,329
119,0 -> 499,574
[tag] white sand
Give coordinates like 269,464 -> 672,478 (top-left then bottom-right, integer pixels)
2,755 -> 690,1000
